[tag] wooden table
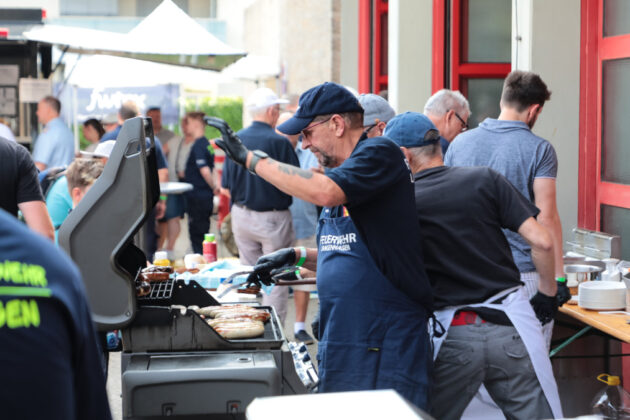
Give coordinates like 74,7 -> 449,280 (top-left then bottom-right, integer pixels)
559,305 -> 630,343
550,304 -> 630,357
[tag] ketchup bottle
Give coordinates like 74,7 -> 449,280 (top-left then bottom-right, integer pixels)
203,233 -> 217,263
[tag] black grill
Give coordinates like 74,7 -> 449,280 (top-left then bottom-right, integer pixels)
138,279 -> 175,303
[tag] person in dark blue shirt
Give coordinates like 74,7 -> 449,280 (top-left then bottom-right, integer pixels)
0,208 -> 112,420
220,87 -> 298,325
209,82 -> 433,410
184,112 -> 218,254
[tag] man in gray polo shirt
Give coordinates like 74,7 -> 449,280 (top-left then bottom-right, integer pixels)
445,70 -> 564,346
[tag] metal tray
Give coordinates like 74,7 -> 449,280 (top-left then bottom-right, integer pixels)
122,304 -> 285,352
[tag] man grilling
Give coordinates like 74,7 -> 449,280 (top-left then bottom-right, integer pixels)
207,82 -> 433,410
384,111 -> 563,419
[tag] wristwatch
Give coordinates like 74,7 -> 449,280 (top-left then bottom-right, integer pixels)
248,150 -> 269,175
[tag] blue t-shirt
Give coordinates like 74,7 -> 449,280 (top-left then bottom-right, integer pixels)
184,136 -> 215,198
444,118 -> 558,272
32,117 -> 75,168
290,139 -> 319,239
326,135 -> 432,310
101,126 -> 168,170
222,121 -> 299,211
0,209 -> 111,420
46,175 -> 73,231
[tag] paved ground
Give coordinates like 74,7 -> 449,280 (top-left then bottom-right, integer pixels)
106,213 -> 319,419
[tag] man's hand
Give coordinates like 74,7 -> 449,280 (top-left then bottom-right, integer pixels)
204,117 -> 249,167
246,248 -> 296,286
530,291 -> 558,325
556,280 -> 571,306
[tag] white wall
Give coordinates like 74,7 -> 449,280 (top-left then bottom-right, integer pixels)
514,0 -> 581,245
388,0 -> 433,113
339,0 -> 358,91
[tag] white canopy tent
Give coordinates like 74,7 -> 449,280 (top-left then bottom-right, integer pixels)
23,0 -> 245,71
221,54 -> 281,82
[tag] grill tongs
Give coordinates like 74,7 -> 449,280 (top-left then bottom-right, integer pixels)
217,266 -> 316,298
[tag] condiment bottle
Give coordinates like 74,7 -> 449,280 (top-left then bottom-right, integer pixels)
203,233 -> 217,263
153,251 -> 171,267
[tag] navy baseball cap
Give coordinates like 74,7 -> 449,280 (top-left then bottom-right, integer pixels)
277,82 -> 364,135
384,112 -> 441,148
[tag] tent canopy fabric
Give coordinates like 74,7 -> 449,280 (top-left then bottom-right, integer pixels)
23,0 -> 245,71
221,54 -> 281,81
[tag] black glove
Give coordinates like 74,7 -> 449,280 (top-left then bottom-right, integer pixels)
246,248 -> 297,286
556,280 -> 571,306
270,267 -> 301,281
530,291 -> 558,325
204,116 -> 249,167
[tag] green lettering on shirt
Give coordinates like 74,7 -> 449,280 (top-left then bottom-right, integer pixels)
0,299 -> 40,329
6,299 -> 22,328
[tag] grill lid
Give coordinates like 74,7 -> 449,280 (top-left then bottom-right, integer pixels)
59,117 -> 159,330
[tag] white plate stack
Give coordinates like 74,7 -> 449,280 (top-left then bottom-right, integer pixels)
578,281 -> 626,310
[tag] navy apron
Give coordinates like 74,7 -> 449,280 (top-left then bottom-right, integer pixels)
316,206 -> 432,410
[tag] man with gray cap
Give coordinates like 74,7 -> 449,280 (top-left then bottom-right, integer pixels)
423,89 -> 470,154
221,87 -> 298,325
357,93 -> 395,138
384,111 -> 563,419
208,82 -> 433,410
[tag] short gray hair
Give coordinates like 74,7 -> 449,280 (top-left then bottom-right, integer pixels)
407,144 -> 442,161
424,89 -> 470,117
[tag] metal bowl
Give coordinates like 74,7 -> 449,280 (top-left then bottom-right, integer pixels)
565,264 -> 604,283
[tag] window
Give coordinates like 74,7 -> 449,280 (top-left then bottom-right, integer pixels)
432,0 -> 511,128
579,0 -> 630,259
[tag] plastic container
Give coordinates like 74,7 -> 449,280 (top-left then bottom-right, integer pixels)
203,233 -> 217,263
591,373 -> 630,419
153,251 -> 171,267
602,258 -> 622,282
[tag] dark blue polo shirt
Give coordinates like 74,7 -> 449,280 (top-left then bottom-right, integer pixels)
0,209 -> 111,420
221,121 -> 299,211
326,135 -> 433,310
185,136 -> 215,198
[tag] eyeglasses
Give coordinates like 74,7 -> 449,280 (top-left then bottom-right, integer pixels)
453,111 -> 469,131
301,116 -> 332,139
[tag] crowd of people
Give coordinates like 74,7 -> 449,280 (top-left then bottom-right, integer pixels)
0,69 -> 568,419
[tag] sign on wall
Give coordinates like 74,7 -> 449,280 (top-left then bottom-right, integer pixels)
57,84 -> 181,126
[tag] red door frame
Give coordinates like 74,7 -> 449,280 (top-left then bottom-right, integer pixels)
432,0 -> 510,94
579,0 -> 630,388
358,0 -> 388,93
579,0 -> 630,230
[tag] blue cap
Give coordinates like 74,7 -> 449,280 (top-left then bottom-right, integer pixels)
384,112 -> 441,148
277,82 -> 364,135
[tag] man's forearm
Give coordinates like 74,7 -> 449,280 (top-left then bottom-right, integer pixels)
538,211 -> 564,278
300,247 -> 318,271
531,245 -> 557,296
252,155 -> 346,207
200,166 -> 216,190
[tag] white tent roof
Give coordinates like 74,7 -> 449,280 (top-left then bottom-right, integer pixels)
221,54 -> 281,81
23,0 -> 245,71
62,53 -> 226,89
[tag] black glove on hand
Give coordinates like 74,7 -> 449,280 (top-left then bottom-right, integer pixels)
204,116 -> 249,167
246,248 -> 297,286
530,291 -> 558,325
270,267 -> 300,281
556,280 -> 571,306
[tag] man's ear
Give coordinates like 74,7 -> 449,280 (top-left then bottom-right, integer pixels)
377,121 -> 387,136
332,114 -> 346,137
400,146 -> 412,162
71,187 -> 83,207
